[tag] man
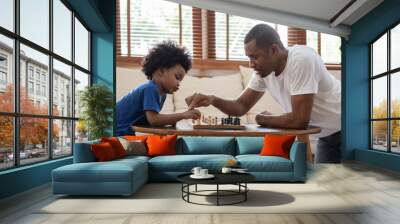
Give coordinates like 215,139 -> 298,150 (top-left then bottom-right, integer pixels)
185,24 -> 341,163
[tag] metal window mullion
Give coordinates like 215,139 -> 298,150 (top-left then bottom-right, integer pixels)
13,0 -> 20,167
370,45 -> 373,149
387,30 -> 391,152
88,16 -> 91,76
71,10 -> 76,155
48,0 -> 53,160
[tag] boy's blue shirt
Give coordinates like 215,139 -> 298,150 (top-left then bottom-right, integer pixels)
116,80 -> 166,136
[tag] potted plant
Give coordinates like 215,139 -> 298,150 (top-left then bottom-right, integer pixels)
79,84 -> 113,140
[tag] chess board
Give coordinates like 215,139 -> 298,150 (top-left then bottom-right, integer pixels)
192,115 -> 245,130
192,124 -> 246,130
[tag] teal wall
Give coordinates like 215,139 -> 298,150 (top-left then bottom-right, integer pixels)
0,158 -> 72,199
91,0 -> 116,135
343,0 -> 400,170
0,0 -> 115,200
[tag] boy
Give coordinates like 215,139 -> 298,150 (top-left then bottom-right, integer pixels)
116,41 -> 200,136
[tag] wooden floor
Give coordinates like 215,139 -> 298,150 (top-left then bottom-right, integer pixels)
1,162 -> 400,224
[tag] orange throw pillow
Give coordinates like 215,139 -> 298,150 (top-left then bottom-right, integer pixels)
91,142 -> 118,161
101,137 -> 127,158
260,134 -> 296,159
146,135 -> 177,157
123,135 -> 149,142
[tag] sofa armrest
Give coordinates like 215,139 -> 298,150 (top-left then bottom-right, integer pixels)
289,141 -> 306,181
73,140 -> 100,163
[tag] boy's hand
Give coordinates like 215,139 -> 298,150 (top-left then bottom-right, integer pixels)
185,93 -> 213,109
182,109 -> 201,120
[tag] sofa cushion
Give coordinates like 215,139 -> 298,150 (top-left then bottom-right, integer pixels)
73,140 -> 100,163
116,155 -> 150,163
118,137 -> 147,156
52,159 -> 147,183
123,135 -> 149,141
177,137 -> 236,155
236,155 -> 293,172
91,142 -> 118,161
260,134 -> 296,159
147,135 -> 177,157
236,137 -> 263,155
101,137 -> 127,158
148,154 -> 235,172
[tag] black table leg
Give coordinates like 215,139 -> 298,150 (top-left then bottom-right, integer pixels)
217,184 -> 219,206
245,183 -> 247,201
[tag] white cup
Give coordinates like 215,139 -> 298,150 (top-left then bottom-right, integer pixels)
200,169 -> 208,176
191,167 -> 202,176
221,167 -> 232,174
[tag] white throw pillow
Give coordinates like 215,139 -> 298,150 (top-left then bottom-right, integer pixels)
118,137 -> 147,156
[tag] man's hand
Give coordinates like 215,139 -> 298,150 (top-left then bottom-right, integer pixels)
255,113 -> 269,126
182,109 -> 201,120
185,93 -> 213,109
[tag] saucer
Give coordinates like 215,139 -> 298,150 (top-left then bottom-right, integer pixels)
190,174 -> 215,179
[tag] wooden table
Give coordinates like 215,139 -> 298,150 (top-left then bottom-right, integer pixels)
133,121 -> 321,162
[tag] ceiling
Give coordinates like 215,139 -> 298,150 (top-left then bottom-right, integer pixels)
167,0 -> 384,38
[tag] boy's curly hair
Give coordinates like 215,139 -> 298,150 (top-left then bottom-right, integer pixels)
141,41 -> 192,80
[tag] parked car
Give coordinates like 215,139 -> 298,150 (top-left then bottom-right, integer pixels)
8,150 -> 32,160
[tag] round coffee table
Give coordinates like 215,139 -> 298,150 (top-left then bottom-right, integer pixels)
177,173 -> 255,206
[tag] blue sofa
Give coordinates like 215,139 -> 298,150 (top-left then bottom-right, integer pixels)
52,136 -> 306,196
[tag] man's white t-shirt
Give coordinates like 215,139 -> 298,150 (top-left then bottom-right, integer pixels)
248,45 -> 341,138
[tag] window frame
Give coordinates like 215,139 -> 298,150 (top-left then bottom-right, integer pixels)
369,20 -> 400,154
116,0 -> 341,70
0,0 -> 92,171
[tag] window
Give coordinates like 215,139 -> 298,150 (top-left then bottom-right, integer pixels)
28,67 -> 34,80
214,14 -> 285,60
0,0 -> 14,32
20,0 -> 49,49
53,119 -> 72,158
0,54 -> 8,87
117,0 -> 340,66
0,34 -> 14,115
0,0 -> 91,170
35,70 -> 41,81
53,59 -> 72,117
74,69 -> 89,119
306,30 -> 341,64
36,83 -> 41,95
0,71 -> 6,85
74,18 -> 89,70
28,81 -> 34,94
126,0 -> 191,56
53,0 -> 72,60
42,85 -> 46,97
370,23 -> 400,154
0,55 -> 7,67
